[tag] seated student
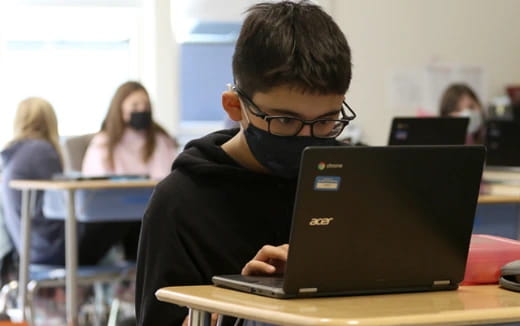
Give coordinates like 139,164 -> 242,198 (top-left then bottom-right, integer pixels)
0,171 -> 15,286
82,81 -> 177,179
1,97 -> 140,266
135,1 -> 355,325
439,83 -> 486,144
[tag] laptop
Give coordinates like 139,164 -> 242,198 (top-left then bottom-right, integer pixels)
388,117 -> 469,145
485,120 -> 520,168
213,145 -> 486,298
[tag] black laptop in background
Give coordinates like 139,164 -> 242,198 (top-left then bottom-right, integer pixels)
388,117 -> 469,145
213,145 -> 486,298
485,120 -> 520,168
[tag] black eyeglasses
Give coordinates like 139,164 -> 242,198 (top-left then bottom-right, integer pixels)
233,86 -> 356,138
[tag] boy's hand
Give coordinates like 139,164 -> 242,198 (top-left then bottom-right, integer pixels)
241,244 -> 289,276
183,245 -> 289,325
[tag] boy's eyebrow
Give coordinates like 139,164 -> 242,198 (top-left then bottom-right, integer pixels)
266,108 -> 342,119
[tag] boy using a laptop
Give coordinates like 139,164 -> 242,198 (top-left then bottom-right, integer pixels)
136,1 -> 355,325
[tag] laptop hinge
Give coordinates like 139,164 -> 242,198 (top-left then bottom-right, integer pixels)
298,287 -> 318,293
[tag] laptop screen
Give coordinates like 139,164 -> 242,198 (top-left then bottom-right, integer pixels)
388,117 -> 469,145
283,145 -> 485,294
486,120 -> 520,167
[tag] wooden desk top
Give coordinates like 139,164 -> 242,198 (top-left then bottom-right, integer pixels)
10,180 -> 519,202
478,194 -> 520,204
480,170 -> 520,202
9,179 -> 158,190
156,285 -> 520,326
483,170 -> 520,183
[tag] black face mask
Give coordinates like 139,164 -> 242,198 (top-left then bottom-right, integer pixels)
129,111 -> 152,130
244,123 -> 337,179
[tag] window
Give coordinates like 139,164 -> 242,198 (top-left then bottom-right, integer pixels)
178,22 -> 241,144
173,0 -> 331,144
172,0 -> 252,144
0,2 -> 139,146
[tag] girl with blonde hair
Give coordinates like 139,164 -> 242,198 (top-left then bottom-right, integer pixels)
1,98 -> 142,265
1,97 -> 65,264
8,97 -> 62,160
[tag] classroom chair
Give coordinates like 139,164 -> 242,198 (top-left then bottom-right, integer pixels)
0,262 -> 135,325
62,134 -> 94,173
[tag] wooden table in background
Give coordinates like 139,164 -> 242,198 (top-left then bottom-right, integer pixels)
10,179 -> 157,326
478,194 -> 520,204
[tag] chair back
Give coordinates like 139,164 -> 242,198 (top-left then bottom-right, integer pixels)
62,134 -> 94,173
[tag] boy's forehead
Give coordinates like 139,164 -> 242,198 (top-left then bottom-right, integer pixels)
252,85 -> 344,103
251,86 -> 344,117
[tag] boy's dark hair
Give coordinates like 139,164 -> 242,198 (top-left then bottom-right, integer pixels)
233,0 -> 352,97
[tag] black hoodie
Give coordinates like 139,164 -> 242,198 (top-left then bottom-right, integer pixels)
136,129 -> 297,325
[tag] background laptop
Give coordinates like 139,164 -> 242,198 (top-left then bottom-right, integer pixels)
388,117 -> 469,145
485,120 -> 520,168
213,145 -> 486,298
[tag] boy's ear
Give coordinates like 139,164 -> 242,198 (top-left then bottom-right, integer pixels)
222,91 -> 243,121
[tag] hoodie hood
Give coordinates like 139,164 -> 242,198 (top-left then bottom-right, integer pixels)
172,128 -> 346,181
1,140 -> 26,166
172,129 -> 263,179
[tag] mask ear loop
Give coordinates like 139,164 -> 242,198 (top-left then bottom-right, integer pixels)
240,99 -> 252,130
228,83 -> 252,127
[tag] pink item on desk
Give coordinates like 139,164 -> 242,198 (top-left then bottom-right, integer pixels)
462,234 -> 520,285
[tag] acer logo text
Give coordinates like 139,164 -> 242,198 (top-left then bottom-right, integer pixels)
309,218 -> 334,226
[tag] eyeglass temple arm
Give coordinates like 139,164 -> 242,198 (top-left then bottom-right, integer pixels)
343,102 -> 357,120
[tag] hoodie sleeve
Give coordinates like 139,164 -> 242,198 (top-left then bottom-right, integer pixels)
135,172 -> 204,326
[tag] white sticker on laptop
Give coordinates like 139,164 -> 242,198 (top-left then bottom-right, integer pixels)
314,176 -> 341,191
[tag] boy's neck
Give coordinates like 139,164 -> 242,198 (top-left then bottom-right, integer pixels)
221,131 -> 268,174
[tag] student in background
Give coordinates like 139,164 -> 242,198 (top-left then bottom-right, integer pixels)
1,97 -> 140,266
135,1 -> 355,325
1,97 -> 65,265
439,83 -> 486,144
0,195 -> 14,285
82,81 -> 177,179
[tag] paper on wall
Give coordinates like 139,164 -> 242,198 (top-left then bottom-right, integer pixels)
386,67 -> 425,115
386,63 -> 486,116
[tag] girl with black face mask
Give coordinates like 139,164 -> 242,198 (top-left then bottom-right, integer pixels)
82,81 -> 178,180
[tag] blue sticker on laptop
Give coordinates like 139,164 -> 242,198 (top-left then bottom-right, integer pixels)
314,176 -> 341,191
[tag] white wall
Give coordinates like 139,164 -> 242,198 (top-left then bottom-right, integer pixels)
331,0 -> 520,145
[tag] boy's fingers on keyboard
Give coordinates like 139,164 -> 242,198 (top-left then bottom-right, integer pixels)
242,244 -> 289,275
253,245 -> 288,263
241,260 -> 276,276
